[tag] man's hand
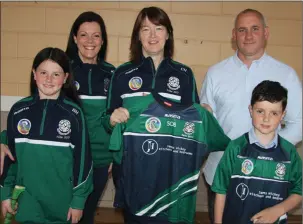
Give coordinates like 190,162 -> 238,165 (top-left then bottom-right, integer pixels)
1,144 -> 14,175
251,207 -> 281,223
67,207 -> 83,223
110,107 -> 130,127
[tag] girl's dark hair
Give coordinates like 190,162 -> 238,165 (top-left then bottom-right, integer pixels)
251,80 -> 288,111
65,11 -> 108,61
130,6 -> 174,62
30,47 -> 81,106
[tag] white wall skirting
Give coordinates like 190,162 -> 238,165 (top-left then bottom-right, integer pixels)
1,96 -> 25,112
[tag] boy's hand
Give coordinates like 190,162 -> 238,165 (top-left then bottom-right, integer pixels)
67,207 -> 83,223
251,207 -> 281,223
1,199 -> 15,217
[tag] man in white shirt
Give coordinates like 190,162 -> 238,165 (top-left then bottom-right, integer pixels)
200,8 -> 302,224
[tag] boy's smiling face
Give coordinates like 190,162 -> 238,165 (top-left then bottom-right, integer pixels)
249,100 -> 286,137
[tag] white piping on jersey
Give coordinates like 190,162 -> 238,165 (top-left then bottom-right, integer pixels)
15,138 -> 75,148
231,175 -> 289,183
150,200 -> 177,217
123,132 -> 202,144
136,172 -> 200,216
121,92 -> 150,99
79,95 -> 107,99
73,163 -> 93,190
158,92 -> 181,101
150,186 -> 198,217
181,185 -> 198,195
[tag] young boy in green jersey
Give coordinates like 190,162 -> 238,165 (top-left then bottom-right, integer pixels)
212,80 -> 302,224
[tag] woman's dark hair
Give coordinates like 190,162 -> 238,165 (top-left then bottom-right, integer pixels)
30,47 -> 81,106
130,6 -> 174,62
65,11 -> 108,61
251,80 -> 288,111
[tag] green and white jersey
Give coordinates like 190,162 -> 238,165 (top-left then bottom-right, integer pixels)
212,134 -> 302,224
109,93 -> 230,223
0,93 -> 93,224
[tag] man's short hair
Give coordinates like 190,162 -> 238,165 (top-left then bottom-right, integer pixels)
234,8 -> 267,28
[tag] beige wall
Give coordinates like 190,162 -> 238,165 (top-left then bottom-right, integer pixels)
1,1 -> 302,212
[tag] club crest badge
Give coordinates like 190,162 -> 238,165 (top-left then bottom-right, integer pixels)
129,77 -> 143,91
74,81 -> 80,91
145,117 -> 161,133
167,76 -> 180,91
241,159 -> 254,175
17,119 -> 31,135
275,163 -> 286,178
183,122 -> 195,135
57,119 -> 71,136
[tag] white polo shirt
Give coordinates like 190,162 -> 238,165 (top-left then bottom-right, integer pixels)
200,52 -> 302,185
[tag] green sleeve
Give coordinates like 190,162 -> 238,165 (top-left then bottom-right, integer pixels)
102,114 -> 114,133
109,123 -> 124,164
203,109 -> 230,151
69,107 -> 93,209
0,163 -> 17,200
289,149 -> 302,195
211,141 -> 237,194
0,130 -> 8,145
1,111 -> 17,200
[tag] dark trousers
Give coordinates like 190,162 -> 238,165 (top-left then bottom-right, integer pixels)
206,180 -> 216,224
79,165 -> 109,224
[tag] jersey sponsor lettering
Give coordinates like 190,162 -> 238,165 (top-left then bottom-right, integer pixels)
164,114 -> 180,119
14,107 -> 29,115
142,139 -> 158,155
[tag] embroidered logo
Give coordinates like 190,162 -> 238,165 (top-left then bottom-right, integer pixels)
236,183 -> 249,200
129,77 -> 143,91
74,81 -> 80,91
104,78 -> 110,93
167,76 -> 180,91
142,139 -> 159,155
241,159 -> 254,175
275,163 -> 286,178
145,117 -> 161,133
183,122 -> 195,135
17,119 -> 31,135
57,120 -> 71,136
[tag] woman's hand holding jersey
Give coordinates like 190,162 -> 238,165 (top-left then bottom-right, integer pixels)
110,107 -> 130,127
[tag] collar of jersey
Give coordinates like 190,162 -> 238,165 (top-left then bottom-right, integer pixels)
151,90 -> 193,111
33,91 -> 65,105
